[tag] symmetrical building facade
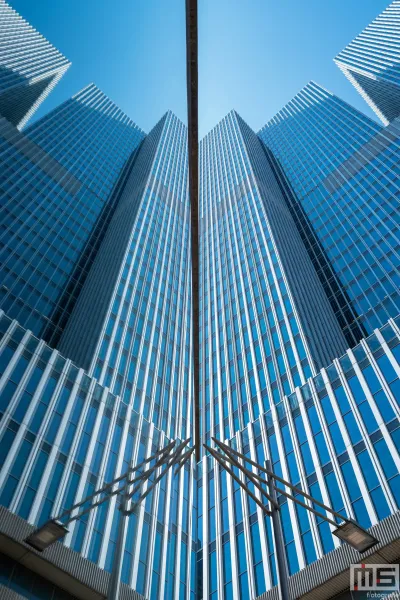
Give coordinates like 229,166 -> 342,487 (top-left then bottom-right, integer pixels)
0,1 -> 399,600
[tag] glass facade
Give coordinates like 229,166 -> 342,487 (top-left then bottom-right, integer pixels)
0,3 -> 399,600
259,82 -> 400,346
0,551 -> 77,599
25,84 -> 145,205
0,0 -> 70,128
198,316 -> 400,600
199,110 -> 348,455
0,311 -> 196,600
0,85 -> 145,343
0,312 -> 399,598
335,0 -> 400,125
58,111 -> 192,443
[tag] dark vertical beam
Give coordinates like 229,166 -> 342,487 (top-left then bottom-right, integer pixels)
185,0 -> 200,460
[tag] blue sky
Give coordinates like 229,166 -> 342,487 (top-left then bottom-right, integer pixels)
13,0 -> 390,137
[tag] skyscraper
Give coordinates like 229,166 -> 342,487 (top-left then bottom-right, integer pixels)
259,81 -> 400,347
0,111 -> 196,600
58,111 -> 192,443
334,0 -> 400,125
199,110 -> 348,449
0,84 -> 145,344
198,111 -> 400,600
0,0 -> 70,128
0,2 -> 400,600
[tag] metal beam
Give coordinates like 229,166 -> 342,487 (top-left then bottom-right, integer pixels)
125,440 -> 191,516
185,0 -> 200,460
55,439 -> 177,524
212,437 -> 349,523
204,444 -> 272,516
272,484 -> 338,528
174,446 -> 196,475
266,459 -> 290,600
211,442 -> 279,509
125,438 -> 190,504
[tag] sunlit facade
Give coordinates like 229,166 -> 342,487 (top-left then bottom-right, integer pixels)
197,110 -> 400,600
0,110 -> 195,600
0,0 -> 70,128
335,0 -> 400,125
0,99 -> 400,600
199,111 -> 348,448
0,1 -> 400,600
259,82 -> 400,348
58,111 -> 192,443
1,307 -> 400,599
199,317 -> 400,600
0,85 -> 145,344
0,310 -> 196,600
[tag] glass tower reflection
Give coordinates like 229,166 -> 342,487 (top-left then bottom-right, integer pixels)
0,2 -> 399,600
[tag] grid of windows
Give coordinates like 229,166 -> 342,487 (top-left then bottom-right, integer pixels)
259,82 -> 400,345
0,312 -> 195,600
57,112 -> 192,442
0,92 -> 399,599
0,9 -> 398,593
199,110 -> 350,451
25,84 -> 145,204
335,0 -> 400,125
199,315 -> 400,600
0,0 -> 70,128
0,85 -> 145,342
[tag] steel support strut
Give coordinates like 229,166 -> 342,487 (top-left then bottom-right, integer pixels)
25,438 -> 194,600
185,0 -> 200,460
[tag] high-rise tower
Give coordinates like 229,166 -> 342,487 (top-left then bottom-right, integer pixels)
58,111 -> 192,442
0,2 -> 399,600
0,110 -> 196,600
199,110 -> 348,449
197,110 -> 400,600
259,82 -> 400,347
335,0 -> 400,125
0,0 -> 70,128
0,84 -> 145,343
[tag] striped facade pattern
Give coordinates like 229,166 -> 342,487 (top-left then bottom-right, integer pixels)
0,84 -> 145,344
199,109 -> 348,455
25,84 -> 146,205
0,2 -> 400,597
258,82 -> 400,347
334,0 -> 400,125
0,586 -> 28,600
0,506 -> 145,600
197,109 -> 400,600
0,96 -> 399,599
0,311 -> 196,600
258,82 -> 382,197
1,309 -> 400,599
199,316 -> 400,600
236,112 -> 348,368
0,0 -> 70,128
0,316 -> 400,599
58,112 -> 192,444
257,510 -> 400,600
